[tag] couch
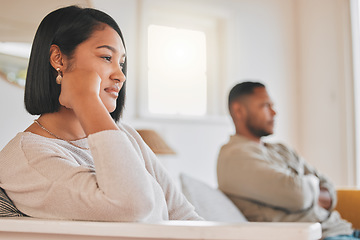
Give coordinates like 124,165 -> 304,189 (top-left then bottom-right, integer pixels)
0,176 -> 324,240
180,174 -> 360,230
335,188 -> 360,229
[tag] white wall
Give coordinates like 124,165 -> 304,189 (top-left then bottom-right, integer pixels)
297,0 -> 355,186
0,77 -> 34,148
0,0 -> 356,187
225,0 -> 299,146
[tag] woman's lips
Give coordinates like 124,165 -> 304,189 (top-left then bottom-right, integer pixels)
104,85 -> 120,98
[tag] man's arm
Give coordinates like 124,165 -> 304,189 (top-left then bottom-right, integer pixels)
317,186 -> 332,210
217,145 -> 320,213
302,158 -> 337,210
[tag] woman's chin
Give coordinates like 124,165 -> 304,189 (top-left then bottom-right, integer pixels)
105,104 -> 117,113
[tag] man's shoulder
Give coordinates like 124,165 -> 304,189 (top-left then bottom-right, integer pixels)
221,135 -> 254,150
264,142 -> 296,154
219,135 -> 264,160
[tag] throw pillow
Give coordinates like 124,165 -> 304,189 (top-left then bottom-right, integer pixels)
0,187 -> 27,217
180,173 -> 247,222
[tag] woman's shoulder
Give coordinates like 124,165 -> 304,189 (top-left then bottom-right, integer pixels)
1,132 -> 81,157
0,132 -> 23,153
1,132 -> 36,151
2,132 -> 49,153
117,122 -> 144,143
118,122 -> 138,135
1,132 -> 92,169
0,132 -> 40,164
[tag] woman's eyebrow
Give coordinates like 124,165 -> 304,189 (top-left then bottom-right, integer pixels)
96,45 -> 117,53
96,45 -> 126,58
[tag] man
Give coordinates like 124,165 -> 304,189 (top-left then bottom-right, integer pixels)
217,81 -> 359,240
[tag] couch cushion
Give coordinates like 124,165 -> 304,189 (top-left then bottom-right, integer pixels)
0,187 -> 27,217
180,173 -> 247,222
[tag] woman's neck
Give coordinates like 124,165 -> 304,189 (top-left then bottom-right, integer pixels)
30,107 -> 87,141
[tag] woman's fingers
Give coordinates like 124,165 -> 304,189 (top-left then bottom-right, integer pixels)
59,69 -> 102,109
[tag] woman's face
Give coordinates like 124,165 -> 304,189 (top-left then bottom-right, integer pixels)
65,24 -> 126,113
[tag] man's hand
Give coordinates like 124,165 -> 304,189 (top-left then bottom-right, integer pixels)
318,186 -> 332,210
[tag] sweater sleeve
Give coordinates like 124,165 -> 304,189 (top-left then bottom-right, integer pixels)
148,154 -> 203,220
119,124 -> 203,221
2,130 -> 171,222
141,150 -> 203,220
302,158 -> 337,210
87,130 -> 158,220
217,143 -> 320,213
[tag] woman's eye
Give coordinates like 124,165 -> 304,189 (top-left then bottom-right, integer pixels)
102,56 -> 112,62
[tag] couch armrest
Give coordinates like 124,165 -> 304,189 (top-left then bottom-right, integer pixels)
0,218 -> 321,240
335,188 -> 360,229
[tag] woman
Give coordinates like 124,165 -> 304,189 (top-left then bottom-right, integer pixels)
0,5 -> 202,222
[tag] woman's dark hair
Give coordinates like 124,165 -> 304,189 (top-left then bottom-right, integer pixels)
24,5 -> 126,122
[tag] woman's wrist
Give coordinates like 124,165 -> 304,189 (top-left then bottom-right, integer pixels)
72,96 -> 119,135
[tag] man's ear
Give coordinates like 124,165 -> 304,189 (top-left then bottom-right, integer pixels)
230,101 -> 247,121
49,44 -> 64,70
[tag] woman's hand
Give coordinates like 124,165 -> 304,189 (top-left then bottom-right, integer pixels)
59,69 -> 102,110
58,68 -> 119,135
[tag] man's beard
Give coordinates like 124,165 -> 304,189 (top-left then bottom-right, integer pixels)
245,118 -> 272,138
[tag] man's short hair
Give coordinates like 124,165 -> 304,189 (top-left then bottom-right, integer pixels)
228,81 -> 265,110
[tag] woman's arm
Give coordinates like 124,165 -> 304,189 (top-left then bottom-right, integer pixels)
9,70 -> 160,221
5,131 -> 159,222
120,124 -> 203,221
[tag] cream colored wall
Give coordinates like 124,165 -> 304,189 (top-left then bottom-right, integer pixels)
224,0 -> 300,146
0,0 -> 356,187
296,0 -> 355,186
0,77 -> 34,148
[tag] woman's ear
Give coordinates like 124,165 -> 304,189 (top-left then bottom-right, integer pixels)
49,44 -> 63,70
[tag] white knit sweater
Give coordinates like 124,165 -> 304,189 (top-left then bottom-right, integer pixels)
0,122 -> 201,222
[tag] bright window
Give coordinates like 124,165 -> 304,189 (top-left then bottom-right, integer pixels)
147,25 -> 207,116
138,0 -> 229,120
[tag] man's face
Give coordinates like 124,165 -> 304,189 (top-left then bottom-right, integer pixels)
243,87 -> 276,138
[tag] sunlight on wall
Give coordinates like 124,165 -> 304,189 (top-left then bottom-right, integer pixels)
147,25 -> 207,115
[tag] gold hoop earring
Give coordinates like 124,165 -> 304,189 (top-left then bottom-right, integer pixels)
56,68 -> 62,84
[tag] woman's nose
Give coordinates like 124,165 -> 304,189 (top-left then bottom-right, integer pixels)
112,65 -> 126,83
